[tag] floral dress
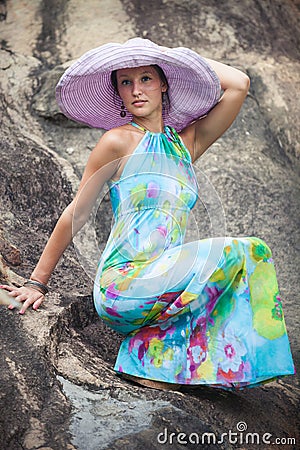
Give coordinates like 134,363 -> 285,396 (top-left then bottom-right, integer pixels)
93,122 -> 295,389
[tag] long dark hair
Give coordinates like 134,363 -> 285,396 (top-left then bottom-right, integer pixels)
110,64 -> 170,111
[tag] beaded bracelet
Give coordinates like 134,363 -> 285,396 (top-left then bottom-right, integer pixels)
23,280 -> 49,295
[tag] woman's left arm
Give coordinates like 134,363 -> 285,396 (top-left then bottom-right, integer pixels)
181,59 -> 250,161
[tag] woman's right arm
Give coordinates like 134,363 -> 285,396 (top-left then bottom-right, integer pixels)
1,130 -> 122,314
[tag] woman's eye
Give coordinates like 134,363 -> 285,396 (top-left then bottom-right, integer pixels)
121,80 -> 131,85
141,76 -> 151,82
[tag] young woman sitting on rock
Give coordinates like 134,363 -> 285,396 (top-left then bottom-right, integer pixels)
1,38 -> 295,390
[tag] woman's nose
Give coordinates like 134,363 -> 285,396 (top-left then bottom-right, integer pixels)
132,81 -> 142,96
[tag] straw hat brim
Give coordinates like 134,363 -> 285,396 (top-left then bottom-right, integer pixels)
56,38 -> 221,131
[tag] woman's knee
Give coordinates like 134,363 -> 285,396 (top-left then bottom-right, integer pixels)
223,238 -> 245,268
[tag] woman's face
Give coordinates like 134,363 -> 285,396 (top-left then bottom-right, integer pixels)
116,66 -> 167,119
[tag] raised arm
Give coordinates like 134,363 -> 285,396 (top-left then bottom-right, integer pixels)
2,131 -> 121,313
181,59 -> 250,161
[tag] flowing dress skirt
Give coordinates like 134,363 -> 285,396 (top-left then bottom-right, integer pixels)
94,126 -> 295,389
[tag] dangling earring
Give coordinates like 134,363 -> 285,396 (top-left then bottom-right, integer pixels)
162,91 -> 168,112
120,102 -> 126,118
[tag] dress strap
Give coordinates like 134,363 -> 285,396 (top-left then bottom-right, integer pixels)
130,122 -> 149,133
130,121 -> 184,150
130,121 -> 169,134
164,126 -> 181,144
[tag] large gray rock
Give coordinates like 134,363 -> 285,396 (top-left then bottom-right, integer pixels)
0,1 -> 299,449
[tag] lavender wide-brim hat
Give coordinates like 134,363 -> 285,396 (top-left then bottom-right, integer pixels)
56,37 -> 221,131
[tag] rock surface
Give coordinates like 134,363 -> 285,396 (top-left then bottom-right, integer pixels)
0,1 -> 299,449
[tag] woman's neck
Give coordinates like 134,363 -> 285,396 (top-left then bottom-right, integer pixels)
131,116 -> 165,133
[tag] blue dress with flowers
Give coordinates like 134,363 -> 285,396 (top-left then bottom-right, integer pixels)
93,122 -> 295,389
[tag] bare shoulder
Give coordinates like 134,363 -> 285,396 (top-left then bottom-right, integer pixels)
96,127 -> 125,156
85,125 -> 142,182
94,125 -> 136,160
94,124 -> 146,181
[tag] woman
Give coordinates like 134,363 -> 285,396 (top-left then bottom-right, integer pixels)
1,38 -> 294,390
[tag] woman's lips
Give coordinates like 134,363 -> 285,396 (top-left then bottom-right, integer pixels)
132,100 -> 147,107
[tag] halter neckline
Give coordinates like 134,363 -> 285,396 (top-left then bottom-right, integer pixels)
130,121 -> 166,134
130,121 -> 184,148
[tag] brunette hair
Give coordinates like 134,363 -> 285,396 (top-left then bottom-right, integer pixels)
110,65 -> 170,110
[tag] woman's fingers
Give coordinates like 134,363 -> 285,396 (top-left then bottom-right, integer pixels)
19,291 -> 45,314
19,297 -> 33,314
33,297 -> 45,311
0,285 -> 45,314
0,287 -> 22,309
0,284 -> 18,293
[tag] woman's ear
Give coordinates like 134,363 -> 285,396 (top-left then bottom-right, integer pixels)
161,83 -> 167,93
